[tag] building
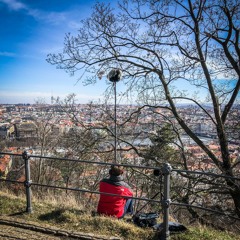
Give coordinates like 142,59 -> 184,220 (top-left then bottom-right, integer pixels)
14,121 -> 38,140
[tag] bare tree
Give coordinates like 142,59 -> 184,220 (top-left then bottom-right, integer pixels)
31,99 -> 62,184
47,0 -> 240,218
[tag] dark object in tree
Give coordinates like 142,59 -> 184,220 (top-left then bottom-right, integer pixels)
107,69 -> 122,82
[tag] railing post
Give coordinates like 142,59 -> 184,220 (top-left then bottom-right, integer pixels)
160,163 -> 172,240
22,151 -> 32,213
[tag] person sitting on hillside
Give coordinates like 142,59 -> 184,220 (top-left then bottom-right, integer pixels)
97,165 -> 134,219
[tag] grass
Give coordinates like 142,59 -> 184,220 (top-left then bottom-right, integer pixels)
0,190 -> 240,240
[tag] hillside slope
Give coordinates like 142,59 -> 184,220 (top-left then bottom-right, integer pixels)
0,190 -> 239,240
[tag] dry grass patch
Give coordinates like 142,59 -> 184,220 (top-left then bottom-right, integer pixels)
0,190 -> 240,240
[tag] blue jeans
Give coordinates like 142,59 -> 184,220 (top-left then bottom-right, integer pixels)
120,198 -> 134,218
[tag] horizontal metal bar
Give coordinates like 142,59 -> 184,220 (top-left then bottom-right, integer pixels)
1,151 -> 239,180
171,202 -> 240,221
30,154 -> 161,171
0,152 -> 22,157
173,169 -> 240,181
0,179 -> 24,184
31,182 -> 162,203
0,151 -> 160,171
0,178 -> 161,203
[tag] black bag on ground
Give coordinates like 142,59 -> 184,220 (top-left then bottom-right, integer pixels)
133,212 -> 159,227
153,221 -> 188,233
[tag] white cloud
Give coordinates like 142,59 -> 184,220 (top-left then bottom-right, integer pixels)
0,0 -> 26,11
27,8 -> 67,25
1,0 -> 67,25
68,20 -> 81,30
0,51 -> 16,57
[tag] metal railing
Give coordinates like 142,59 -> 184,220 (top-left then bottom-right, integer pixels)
0,151 -> 240,240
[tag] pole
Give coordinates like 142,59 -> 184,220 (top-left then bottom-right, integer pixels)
160,163 -> 172,240
107,68 -> 122,164
22,151 -> 32,213
114,81 -> 117,163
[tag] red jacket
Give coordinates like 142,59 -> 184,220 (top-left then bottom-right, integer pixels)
97,176 -> 133,218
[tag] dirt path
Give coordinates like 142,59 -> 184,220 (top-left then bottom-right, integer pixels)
0,223 -> 64,240
0,216 -> 121,240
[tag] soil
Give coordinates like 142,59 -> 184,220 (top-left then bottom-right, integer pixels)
0,216 -> 121,240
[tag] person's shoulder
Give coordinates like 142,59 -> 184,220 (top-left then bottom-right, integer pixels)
120,181 -> 132,189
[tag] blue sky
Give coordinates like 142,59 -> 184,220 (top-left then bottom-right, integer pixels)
0,0 -> 204,105
0,0 -> 114,104
1,0 -> 236,105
